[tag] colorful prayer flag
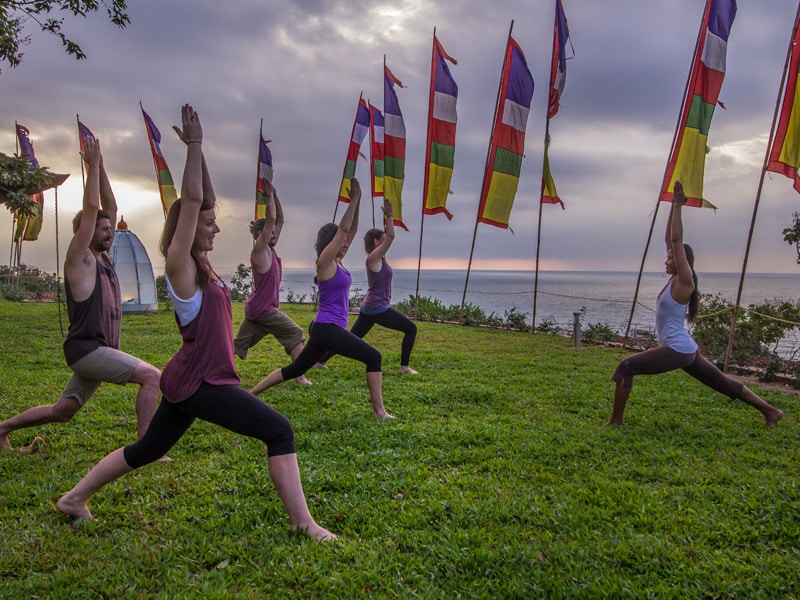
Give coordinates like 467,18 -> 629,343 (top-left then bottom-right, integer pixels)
384,64 -> 409,231
541,135 -> 564,209
541,0 -> 570,209
369,103 -> 385,201
660,0 -> 737,208
141,106 -> 178,216
255,132 -> 274,220
423,34 -> 458,220
14,123 -> 44,241
77,118 -> 95,159
547,0 -> 570,120
766,15 -> 800,193
477,35 -> 535,228
338,97 -> 370,203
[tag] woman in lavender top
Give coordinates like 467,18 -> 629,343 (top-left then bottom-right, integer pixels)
250,179 -> 393,419
317,198 -> 417,374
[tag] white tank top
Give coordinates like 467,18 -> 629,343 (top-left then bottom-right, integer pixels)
655,281 -> 698,355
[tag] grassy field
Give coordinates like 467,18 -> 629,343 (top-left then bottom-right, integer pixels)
0,298 -> 798,598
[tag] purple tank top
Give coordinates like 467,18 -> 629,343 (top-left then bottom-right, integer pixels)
244,251 -> 281,321
315,263 -> 350,329
63,253 -> 122,365
362,260 -> 392,310
160,281 -> 241,403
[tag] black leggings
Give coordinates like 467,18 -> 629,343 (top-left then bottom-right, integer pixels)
123,383 -> 295,468
611,346 -> 744,398
280,321 -> 382,381
319,308 -> 417,366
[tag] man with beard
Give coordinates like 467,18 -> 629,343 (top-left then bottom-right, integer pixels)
0,136 -> 161,450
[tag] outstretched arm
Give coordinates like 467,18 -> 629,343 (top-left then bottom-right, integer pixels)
367,198 -> 396,270
251,180 -> 277,273
165,104 -> 204,298
98,151 -> 117,226
317,178 -> 361,278
667,181 -> 694,301
272,183 -> 285,243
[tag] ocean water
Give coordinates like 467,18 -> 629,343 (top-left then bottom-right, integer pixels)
279,268 -> 800,335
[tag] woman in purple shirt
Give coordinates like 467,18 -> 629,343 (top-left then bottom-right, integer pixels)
57,105 -> 336,541
317,198 -> 417,373
250,179 -> 393,418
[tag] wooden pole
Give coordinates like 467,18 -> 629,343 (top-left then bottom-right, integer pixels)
723,2 -> 800,371
461,21 -> 514,321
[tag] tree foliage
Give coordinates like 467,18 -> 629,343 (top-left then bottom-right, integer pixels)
0,153 -> 62,218
782,211 -> 800,264
0,0 -> 129,72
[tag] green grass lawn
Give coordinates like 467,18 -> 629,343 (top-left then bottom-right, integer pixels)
0,299 -> 798,598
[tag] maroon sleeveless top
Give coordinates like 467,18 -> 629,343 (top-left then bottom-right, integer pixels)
244,251 -> 282,321
160,281 -> 241,403
63,253 -> 122,366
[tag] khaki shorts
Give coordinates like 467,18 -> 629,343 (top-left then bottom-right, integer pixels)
61,346 -> 141,406
234,309 -> 304,359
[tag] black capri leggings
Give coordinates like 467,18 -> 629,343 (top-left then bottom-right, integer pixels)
123,383 -> 295,468
611,346 -> 744,398
351,308 -> 417,366
280,321 -> 382,381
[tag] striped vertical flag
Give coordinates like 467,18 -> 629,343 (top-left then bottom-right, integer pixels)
423,33 -> 458,220
77,117 -> 96,162
659,0 -> 737,208
255,132 -> 274,219
766,13 -> 800,193
14,123 -> 44,241
477,35 -> 535,228
141,106 -> 178,216
541,0 -> 570,208
384,64 -> 409,230
338,97 -> 370,203
547,0 -> 570,120
369,103 -> 385,202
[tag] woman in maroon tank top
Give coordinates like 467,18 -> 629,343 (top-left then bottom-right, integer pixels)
57,105 -> 336,541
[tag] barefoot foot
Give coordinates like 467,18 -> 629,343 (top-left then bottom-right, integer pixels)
373,411 -> 396,419
293,523 -> 338,541
294,376 -> 313,385
765,408 -> 784,428
604,419 -> 623,427
56,494 -> 94,520
399,366 -> 419,375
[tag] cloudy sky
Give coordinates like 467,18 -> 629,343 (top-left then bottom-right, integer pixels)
2,0 -> 800,278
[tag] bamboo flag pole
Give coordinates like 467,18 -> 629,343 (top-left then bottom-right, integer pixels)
415,28 -> 438,320
723,2 -> 800,372
461,20 -> 514,322
532,119 -> 551,332
76,114 -> 87,191
624,1 -> 708,340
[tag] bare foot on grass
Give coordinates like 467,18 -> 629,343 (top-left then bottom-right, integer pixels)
604,419 -> 623,427
399,366 -> 419,375
56,494 -> 94,520
765,408 -> 784,428
373,411 -> 396,419
293,523 -> 338,542
294,376 -> 313,385
0,432 -> 12,450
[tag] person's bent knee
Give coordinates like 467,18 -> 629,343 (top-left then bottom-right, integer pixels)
130,362 -> 161,388
365,349 -> 382,373
611,360 -> 634,389
266,413 -> 295,457
52,396 -> 82,422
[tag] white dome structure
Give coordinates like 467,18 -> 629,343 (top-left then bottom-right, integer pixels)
110,217 -> 158,314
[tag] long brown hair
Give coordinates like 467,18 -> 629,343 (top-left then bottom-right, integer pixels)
363,228 -> 383,254
159,198 -> 217,288
683,243 -> 699,323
